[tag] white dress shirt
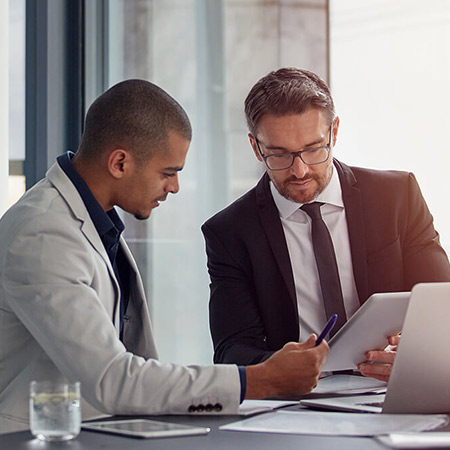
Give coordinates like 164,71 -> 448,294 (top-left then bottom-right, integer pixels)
270,168 -> 360,341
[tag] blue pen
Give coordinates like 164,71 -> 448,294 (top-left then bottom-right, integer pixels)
315,314 -> 338,346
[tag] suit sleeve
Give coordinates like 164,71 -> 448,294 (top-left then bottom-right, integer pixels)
202,222 -> 274,366
402,173 -> 450,288
2,214 -> 241,416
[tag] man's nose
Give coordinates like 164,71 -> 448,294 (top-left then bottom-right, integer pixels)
290,154 -> 309,178
167,174 -> 180,194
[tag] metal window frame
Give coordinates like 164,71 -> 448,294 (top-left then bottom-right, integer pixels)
25,0 -> 84,188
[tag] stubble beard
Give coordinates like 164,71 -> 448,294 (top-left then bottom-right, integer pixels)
273,165 -> 333,204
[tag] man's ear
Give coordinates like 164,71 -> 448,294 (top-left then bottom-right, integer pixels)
248,133 -> 264,162
107,149 -> 130,179
332,116 -> 340,147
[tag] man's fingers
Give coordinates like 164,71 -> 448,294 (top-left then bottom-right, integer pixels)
288,334 -> 318,351
388,334 -> 401,346
358,361 -> 391,382
359,336 -> 399,382
365,349 -> 396,363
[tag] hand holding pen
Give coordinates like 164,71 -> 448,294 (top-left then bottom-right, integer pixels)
315,314 -> 338,346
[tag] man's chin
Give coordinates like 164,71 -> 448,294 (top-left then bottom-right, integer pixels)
281,185 -> 320,204
134,212 -> 151,221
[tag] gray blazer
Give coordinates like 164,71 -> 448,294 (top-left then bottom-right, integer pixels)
0,162 -> 239,433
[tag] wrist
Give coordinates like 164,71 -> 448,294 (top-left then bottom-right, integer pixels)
244,362 -> 271,399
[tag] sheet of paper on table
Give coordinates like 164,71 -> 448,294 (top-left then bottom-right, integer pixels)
377,432 -> 450,448
314,374 -> 387,395
238,400 -> 297,416
221,410 -> 449,436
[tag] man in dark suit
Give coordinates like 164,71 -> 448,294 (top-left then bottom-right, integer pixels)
202,68 -> 450,381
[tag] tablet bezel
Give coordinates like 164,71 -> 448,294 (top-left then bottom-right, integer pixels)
82,418 -> 211,439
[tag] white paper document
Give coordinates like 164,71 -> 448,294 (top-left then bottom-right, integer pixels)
314,374 -> 387,395
238,400 -> 297,416
377,432 -> 450,448
220,410 -> 448,436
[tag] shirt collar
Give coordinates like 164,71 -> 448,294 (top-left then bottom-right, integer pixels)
270,165 -> 344,220
57,151 -> 125,238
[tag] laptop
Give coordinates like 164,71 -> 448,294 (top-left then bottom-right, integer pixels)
301,282 -> 450,414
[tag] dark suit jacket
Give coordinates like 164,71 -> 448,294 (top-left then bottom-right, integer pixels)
202,159 -> 450,365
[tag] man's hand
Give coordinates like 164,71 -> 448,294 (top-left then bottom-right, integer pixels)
357,334 -> 400,382
245,335 -> 329,399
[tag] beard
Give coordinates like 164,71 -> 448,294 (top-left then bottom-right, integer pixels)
271,166 -> 333,204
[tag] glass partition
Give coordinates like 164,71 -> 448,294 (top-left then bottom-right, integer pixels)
89,0 -> 329,364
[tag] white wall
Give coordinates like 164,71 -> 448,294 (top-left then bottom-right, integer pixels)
330,0 -> 450,253
0,0 -> 9,218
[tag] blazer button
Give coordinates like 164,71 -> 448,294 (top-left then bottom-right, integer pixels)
213,403 -> 222,412
188,405 -> 197,413
196,404 -> 205,412
205,403 -> 213,412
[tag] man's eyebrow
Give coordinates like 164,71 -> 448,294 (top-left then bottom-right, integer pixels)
162,166 -> 184,172
264,137 -> 324,151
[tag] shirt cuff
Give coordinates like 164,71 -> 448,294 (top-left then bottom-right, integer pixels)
238,366 -> 247,403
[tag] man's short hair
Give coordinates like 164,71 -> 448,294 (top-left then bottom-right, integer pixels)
78,79 -> 192,162
244,68 -> 335,136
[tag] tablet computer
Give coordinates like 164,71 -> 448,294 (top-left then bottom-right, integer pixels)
82,419 -> 210,439
321,291 -> 410,372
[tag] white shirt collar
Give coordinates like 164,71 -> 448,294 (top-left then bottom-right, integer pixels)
270,166 -> 344,220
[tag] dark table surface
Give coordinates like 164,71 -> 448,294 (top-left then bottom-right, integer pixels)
0,409 -> 413,450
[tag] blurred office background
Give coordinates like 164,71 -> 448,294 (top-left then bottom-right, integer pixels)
2,0 -> 449,365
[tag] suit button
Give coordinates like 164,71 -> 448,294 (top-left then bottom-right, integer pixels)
213,403 -> 222,412
196,404 -> 205,412
188,405 -> 197,413
205,403 -> 213,412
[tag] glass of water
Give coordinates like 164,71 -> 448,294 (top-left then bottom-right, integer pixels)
29,381 -> 81,441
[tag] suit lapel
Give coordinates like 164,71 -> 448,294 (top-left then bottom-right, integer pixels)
334,160 -> 369,305
47,162 -> 122,329
256,174 -> 297,308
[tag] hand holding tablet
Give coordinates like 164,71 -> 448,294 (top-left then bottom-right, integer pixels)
321,291 -> 410,372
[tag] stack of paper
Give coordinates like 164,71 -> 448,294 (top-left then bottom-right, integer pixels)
314,374 -> 387,395
221,410 -> 448,436
238,400 -> 297,416
377,432 -> 450,448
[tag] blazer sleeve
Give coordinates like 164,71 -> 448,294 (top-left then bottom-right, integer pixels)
402,172 -> 450,287
2,212 -> 241,416
202,221 -> 275,366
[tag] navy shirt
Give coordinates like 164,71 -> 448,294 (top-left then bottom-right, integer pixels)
57,152 -> 246,402
57,152 -> 129,337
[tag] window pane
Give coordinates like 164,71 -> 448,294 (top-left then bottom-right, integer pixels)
101,0 -> 328,364
330,0 -> 450,253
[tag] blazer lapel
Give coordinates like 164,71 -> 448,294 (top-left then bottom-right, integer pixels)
47,162 -> 122,329
256,174 -> 297,308
334,159 -> 369,305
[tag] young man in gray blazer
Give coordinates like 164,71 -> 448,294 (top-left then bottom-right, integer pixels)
0,80 -> 328,433
203,68 -> 450,381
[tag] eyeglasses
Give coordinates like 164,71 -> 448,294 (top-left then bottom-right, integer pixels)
255,125 -> 333,171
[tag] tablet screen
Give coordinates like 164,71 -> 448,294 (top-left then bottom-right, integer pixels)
83,419 -> 210,438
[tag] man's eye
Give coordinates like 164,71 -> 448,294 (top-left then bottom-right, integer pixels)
271,153 -> 290,159
305,146 -> 325,153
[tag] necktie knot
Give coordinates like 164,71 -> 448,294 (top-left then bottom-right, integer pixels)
301,202 -> 324,221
